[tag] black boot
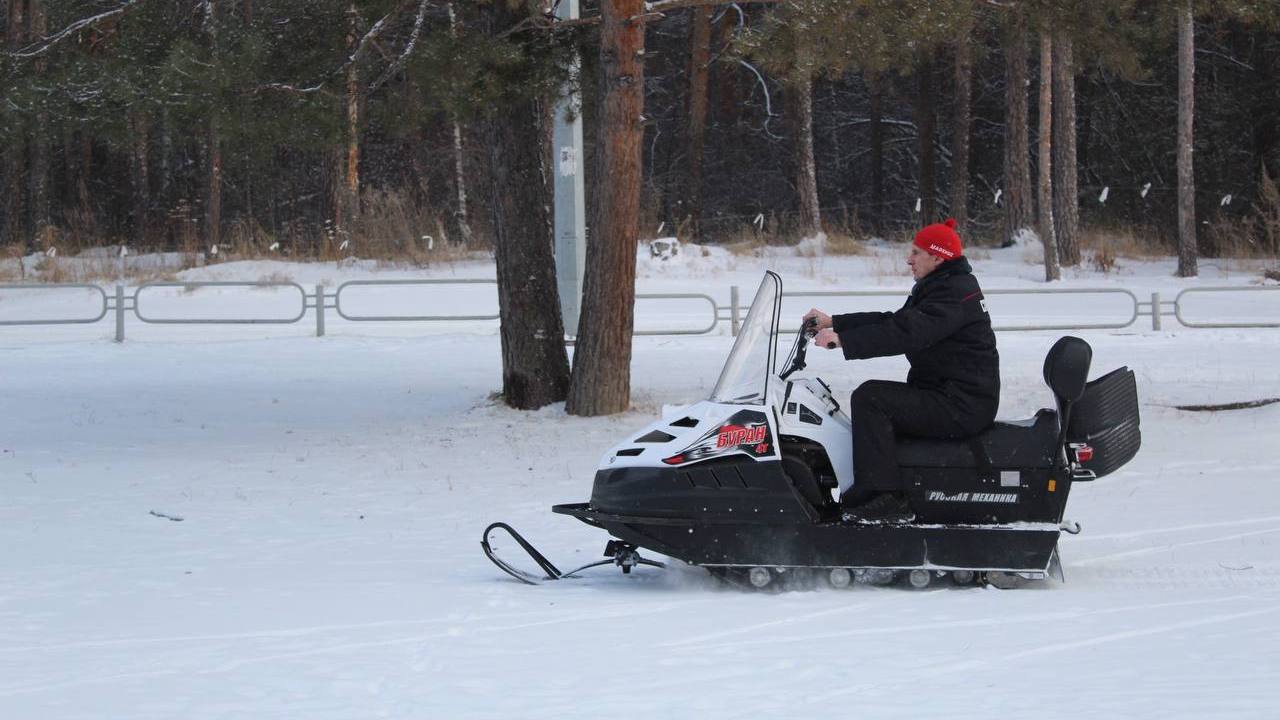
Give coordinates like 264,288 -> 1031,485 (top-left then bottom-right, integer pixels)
844,492 -> 915,524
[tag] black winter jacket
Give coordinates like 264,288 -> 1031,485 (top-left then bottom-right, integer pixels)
833,256 -> 1000,425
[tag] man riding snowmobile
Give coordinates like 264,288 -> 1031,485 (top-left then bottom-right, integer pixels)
806,218 -> 1000,523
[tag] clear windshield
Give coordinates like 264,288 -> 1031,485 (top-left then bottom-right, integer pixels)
711,272 -> 781,404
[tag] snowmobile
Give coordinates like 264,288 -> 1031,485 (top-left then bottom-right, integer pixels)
484,271 -> 1141,589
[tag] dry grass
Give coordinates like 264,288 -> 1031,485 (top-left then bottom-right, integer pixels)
1078,225 -> 1170,271
1,245 -> 25,281
823,231 -> 869,256
33,256 -> 73,283
1204,166 -> 1280,260
349,189 -> 449,264
19,252 -> 186,285
724,237 -> 769,256
225,217 -> 276,257
255,271 -> 295,287
149,189 -> 491,268
1092,243 -> 1118,273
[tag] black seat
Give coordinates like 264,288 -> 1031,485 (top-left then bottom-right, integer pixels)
894,337 -> 1094,472
896,409 -> 1060,470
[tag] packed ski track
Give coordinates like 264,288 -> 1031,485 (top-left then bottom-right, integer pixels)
2,243 -> 1279,719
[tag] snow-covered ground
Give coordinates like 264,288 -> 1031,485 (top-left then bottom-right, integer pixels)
2,243 -> 1279,719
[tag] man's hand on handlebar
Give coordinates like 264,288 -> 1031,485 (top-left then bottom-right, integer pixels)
802,308 -> 832,332
814,328 -> 841,350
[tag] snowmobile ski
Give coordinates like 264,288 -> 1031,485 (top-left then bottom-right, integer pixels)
481,522 -> 665,585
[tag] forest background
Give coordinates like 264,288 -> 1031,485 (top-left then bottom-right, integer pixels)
2,0 -> 1279,414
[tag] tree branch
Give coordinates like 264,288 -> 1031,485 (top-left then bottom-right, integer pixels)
368,0 -> 431,93
646,0 -> 780,12
505,0 -> 783,34
9,0 -> 144,59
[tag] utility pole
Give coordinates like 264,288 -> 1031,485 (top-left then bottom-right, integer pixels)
553,0 -> 587,337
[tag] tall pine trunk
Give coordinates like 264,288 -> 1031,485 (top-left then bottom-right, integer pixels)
479,1 -> 570,410
447,2 -> 472,245
28,0 -> 49,246
790,71 -> 821,237
915,59 -> 937,223
950,34 -> 973,234
1176,0 -> 1197,277
207,118 -> 222,248
685,5 -> 711,241
338,2 -> 362,235
1003,15 -> 1034,247
566,0 -> 645,417
1038,33 -> 1060,281
4,0 -> 28,249
205,2 -> 222,248
1052,32 -> 1080,266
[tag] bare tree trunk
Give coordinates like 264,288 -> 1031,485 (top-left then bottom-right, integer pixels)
1038,33 -> 1059,281
450,125 -> 471,244
205,1 -> 222,248
1052,32 -> 1080,266
341,2 -> 362,232
207,117 -> 222,248
1003,15 -> 1034,247
477,0 -> 569,409
1177,0 -> 1198,277
128,112 -> 151,246
447,2 -> 472,245
868,71 -> 884,232
566,0 -> 645,417
790,71 -> 821,237
915,59 -> 937,223
485,108 -> 571,408
950,32 -> 973,234
28,0 -> 49,245
685,5 -> 711,241
3,0 -> 28,248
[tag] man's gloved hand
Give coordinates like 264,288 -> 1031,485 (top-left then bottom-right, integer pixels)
802,308 -> 832,330
814,328 -> 841,349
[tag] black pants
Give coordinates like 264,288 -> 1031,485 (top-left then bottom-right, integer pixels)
846,380 -> 993,498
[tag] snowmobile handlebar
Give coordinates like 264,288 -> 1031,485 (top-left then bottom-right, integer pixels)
779,318 -> 819,381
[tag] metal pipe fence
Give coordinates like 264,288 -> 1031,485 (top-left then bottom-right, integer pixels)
1,280 -> 1278,341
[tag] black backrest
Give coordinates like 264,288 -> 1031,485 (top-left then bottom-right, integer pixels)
1043,336 -> 1093,404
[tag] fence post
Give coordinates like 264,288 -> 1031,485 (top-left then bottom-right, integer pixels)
115,284 -> 125,342
315,284 -> 326,337
730,285 -> 740,336
1151,292 -> 1162,331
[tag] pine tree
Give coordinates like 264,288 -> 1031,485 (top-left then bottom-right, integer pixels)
1176,0 -> 1197,277
1003,8 -> 1034,248
1037,30 -> 1060,281
1052,31 -> 1080,266
477,0 -> 570,410
566,0 -> 646,416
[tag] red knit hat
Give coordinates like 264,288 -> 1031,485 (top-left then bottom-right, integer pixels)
913,218 -> 962,260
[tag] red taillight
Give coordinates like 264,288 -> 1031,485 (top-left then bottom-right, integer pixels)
1075,445 -> 1095,463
